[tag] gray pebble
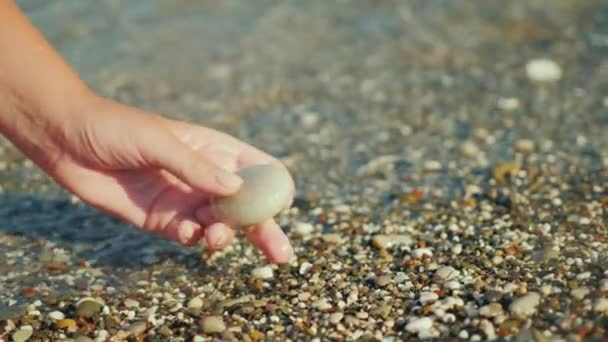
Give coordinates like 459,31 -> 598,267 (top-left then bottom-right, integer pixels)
12,329 -> 33,342
479,303 -> 504,318
212,165 -> 292,227
76,297 -> 103,318
201,315 -> 226,333
187,296 -> 203,309
433,266 -> 460,283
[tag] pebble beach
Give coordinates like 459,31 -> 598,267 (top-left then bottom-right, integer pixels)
1,0 -> 607,341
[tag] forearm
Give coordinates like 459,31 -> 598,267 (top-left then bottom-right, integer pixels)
0,0 -> 92,168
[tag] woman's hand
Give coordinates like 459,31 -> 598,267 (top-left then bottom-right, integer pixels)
50,97 -> 296,263
0,1 -> 295,263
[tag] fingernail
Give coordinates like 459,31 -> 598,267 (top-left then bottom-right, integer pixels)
179,224 -> 194,244
216,171 -> 243,191
211,230 -> 228,249
275,241 -> 295,263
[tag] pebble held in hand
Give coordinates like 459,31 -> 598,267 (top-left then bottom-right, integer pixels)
211,164 -> 292,227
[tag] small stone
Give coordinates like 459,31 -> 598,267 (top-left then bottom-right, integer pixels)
514,139 -> 535,153
187,296 -> 203,309
526,58 -> 562,82
312,298 -> 333,312
497,97 -> 520,111
299,262 -> 313,275
423,160 -> 442,172
158,325 -> 173,337
329,312 -> 344,325
211,165 -> 292,227
298,292 -> 311,301
371,234 -> 413,249
405,317 -> 434,333
12,328 -> 33,342
419,292 -> 439,305
293,222 -> 314,237
458,141 -> 481,157
479,320 -> 496,340
458,330 -> 469,339
412,248 -> 433,259
124,298 -> 140,309
376,275 -> 392,287
434,266 -> 460,283
321,233 -> 343,244
509,292 -> 541,318
55,319 -> 77,330
444,281 -> 461,291
201,315 -> 226,334
600,279 -> 608,292
74,335 -> 94,342
479,303 -> 504,318
76,297 -> 103,318
571,287 -> 590,300
394,273 -> 408,283
251,265 -> 274,279
126,321 -> 147,336
20,287 -> 38,298
221,295 -> 254,308
300,112 -> 319,127
48,310 -> 65,321
593,298 -> 608,313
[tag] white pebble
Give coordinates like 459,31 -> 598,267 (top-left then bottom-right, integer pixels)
412,248 -> 433,259
419,292 -> 439,305
187,297 -> 203,309
458,141 -> 481,157
299,262 -> 313,275
293,222 -> 314,237
444,281 -> 462,291
571,287 -> 590,300
497,97 -> 520,111
509,292 -> 541,318
48,311 -> 65,321
329,312 -> 343,325
423,160 -> 442,172
526,58 -> 562,82
458,330 -> 469,339
405,317 -> 434,333
124,298 -> 140,309
594,298 -> 608,313
434,266 -> 460,283
251,265 -> 274,279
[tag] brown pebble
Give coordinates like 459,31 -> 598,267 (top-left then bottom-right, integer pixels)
55,318 -> 77,330
492,162 -> 520,184
249,329 -> 264,340
20,287 -> 37,298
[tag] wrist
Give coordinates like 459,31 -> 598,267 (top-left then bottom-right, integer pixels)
0,84 -> 96,171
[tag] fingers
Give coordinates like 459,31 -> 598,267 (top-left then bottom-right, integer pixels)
196,206 -> 294,263
244,220 -> 294,263
142,130 -> 243,196
161,215 -> 205,246
204,222 -> 235,250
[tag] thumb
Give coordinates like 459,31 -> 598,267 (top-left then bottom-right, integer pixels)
141,128 -> 243,195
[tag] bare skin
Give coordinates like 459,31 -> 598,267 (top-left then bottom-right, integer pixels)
0,1 -> 295,263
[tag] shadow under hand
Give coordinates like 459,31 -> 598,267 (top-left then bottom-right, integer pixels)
0,191 -> 200,269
